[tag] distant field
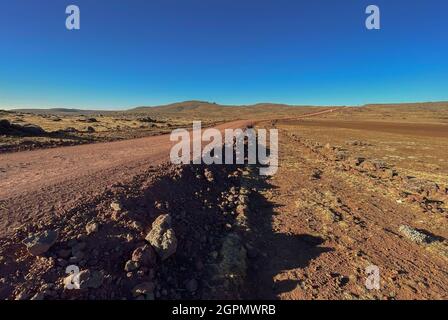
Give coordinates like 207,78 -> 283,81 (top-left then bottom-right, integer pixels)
0,101 -> 330,152
0,108 -> 214,153
320,102 -> 448,124
2,101 -> 448,153
282,119 -> 448,138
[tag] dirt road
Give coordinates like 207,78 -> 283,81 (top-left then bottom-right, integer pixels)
0,120 -> 253,235
0,109 -> 337,236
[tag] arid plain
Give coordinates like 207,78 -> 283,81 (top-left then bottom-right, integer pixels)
0,101 -> 447,300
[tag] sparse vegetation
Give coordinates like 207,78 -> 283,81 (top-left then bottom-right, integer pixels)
1,101 -> 447,300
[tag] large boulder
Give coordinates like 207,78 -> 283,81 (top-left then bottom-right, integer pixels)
22,230 -> 58,256
20,124 -> 46,135
0,120 -> 46,136
145,214 -> 177,261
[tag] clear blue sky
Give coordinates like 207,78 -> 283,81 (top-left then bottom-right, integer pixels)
0,0 -> 447,109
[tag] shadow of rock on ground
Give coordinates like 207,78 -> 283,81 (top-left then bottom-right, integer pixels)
241,169 -> 333,299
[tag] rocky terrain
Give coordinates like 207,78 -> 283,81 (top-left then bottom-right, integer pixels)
1,103 -> 447,300
0,108 -> 216,153
0,101 -> 327,153
242,117 -> 448,299
0,162 -> 256,300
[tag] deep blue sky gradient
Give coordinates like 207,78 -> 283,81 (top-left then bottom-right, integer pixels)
0,0 -> 447,109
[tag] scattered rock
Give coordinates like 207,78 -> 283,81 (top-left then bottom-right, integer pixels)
126,233 -> 134,242
361,160 -> 378,172
236,204 -> 248,216
145,214 -> 177,261
132,282 -> 155,298
379,168 -> 397,179
131,221 -> 143,230
131,245 -> 157,267
346,140 -> 371,147
79,270 -> 104,289
399,225 -> 431,244
204,169 -> 214,182
111,211 -> 121,221
138,117 -> 156,123
110,201 -> 122,212
85,221 -> 99,235
124,260 -> 140,272
334,150 -> 348,161
69,255 -> 83,264
238,194 -> 249,205
154,201 -> 163,210
311,169 -> 322,180
61,127 -> 78,133
30,292 -> 46,300
22,230 -> 58,256
64,269 -> 103,289
347,156 -> 365,167
338,276 -> 350,287
14,291 -> 30,300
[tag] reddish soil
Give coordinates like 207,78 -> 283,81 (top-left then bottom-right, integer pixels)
0,120 -> 252,235
1,109 -> 447,300
242,126 -> 448,299
282,119 -> 448,138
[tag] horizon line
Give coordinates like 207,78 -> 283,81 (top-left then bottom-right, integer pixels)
2,99 -> 448,112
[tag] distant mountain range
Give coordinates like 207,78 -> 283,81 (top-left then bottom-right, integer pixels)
129,100 -> 330,119
10,108 -> 113,115
8,101 -> 326,118
5,100 -> 448,118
